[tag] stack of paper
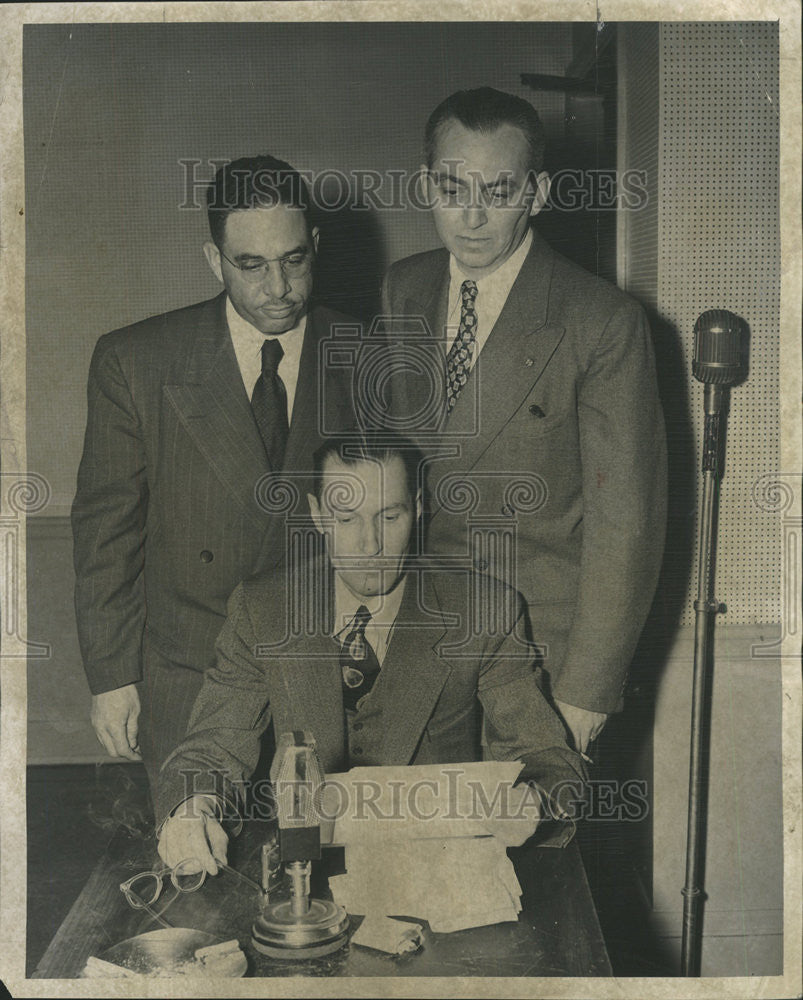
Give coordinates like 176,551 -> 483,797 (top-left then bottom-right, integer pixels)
320,761 -> 540,933
319,760 -> 539,847
329,836 -> 523,933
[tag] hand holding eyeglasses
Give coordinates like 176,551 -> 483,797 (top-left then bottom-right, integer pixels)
158,794 -> 230,875
121,851 -> 264,931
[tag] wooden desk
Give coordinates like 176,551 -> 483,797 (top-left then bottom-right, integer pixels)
33,820 -> 611,979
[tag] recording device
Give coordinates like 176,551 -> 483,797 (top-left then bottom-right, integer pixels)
251,732 -> 349,960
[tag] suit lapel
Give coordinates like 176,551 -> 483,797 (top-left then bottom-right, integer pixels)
251,307 -> 356,567
393,254 -> 450,445
379,569 -> 449,765
162,294 -> 270,530
252,560 -> 347,771
282,307 -> 352,478
282,315 -> 319,478
273,636 -> 345,773
249,561 -> 450,770
431,234 -> 566,511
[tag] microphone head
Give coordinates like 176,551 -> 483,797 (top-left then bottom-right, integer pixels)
692,310 -> 744,385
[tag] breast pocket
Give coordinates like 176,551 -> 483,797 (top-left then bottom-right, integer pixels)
520,402 -> 573,440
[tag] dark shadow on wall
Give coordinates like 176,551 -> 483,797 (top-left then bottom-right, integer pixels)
644,307 -> 699,656
314,201 -> 386,322
615,307 -> 697,906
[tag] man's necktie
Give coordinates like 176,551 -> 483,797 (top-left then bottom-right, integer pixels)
445,279 -> 479,413
340,606 -> 381,712
251,338 -> 289,470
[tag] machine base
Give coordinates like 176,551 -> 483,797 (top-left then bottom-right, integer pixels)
251,898 -> 350,960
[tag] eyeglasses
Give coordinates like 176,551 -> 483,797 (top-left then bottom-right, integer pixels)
219,248 -> 313,283
120,857 -> 264,930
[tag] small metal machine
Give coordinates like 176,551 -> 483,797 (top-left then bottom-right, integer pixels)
251,732 -> 349,959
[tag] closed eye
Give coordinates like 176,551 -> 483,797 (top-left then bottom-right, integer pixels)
282,253 -> 307,266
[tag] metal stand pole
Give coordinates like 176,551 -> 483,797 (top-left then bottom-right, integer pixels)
680,383 -> 726,976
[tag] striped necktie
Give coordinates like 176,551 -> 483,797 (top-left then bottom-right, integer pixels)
445,279 -> 478,413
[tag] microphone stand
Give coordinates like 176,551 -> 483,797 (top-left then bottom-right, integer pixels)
681,309 -> 743,976
681,382 -> 726,976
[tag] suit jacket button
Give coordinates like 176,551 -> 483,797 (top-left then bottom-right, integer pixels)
501,504 -> 515,517
475,557 -> 488,571
529,404 -> 545,418
352,721 -> 363,732
352,746 -> 363,756
200,550 -> 214,563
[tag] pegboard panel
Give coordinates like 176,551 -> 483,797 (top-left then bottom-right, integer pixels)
618,23 -> 660,308
658,22 -> 781,626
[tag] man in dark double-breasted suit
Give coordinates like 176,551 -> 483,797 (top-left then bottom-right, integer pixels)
72,156 -> 356,795
381,88 -> 667,753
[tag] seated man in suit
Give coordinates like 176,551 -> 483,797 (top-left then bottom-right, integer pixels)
157,432 -> 587,872
381,87 -> 667,754
72,155 -> 358,801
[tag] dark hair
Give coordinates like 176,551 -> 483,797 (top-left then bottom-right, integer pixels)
312,432 -> 424,506
206,155 -> 312,249
424,87 -> 546,174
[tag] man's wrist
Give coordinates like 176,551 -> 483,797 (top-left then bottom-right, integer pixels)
184,792 -> 243,836
158,794 -> 223,839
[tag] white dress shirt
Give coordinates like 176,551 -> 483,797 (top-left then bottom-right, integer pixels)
333,574 -> 408,667
226,297 -> 306,423
445,228 -> 533,369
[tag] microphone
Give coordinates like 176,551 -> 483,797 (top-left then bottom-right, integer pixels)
692,310 -> 743,386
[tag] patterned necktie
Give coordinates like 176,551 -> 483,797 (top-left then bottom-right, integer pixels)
445,279 -> 479,413
251,339 -> 289,470
340,606 -> 381,712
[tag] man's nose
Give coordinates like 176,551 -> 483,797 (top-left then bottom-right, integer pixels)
463,203 -> 488,229
358,521 -> 381,555
261,263 -> 290,299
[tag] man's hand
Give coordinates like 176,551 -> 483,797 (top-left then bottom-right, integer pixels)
91,684 -> 141,760
479,781 -> 543,847
158,796 -> 229,874
554,700 -> 608,756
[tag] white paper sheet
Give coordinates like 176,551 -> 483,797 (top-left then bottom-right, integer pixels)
318,760 -> 540,846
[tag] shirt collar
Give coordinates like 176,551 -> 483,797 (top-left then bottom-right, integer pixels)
225,296 -> 306,361
449,226 -> 532,296
333,573 -> 407,637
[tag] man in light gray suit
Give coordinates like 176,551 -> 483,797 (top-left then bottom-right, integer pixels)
72,155 -> 357,801
382,88 -> 667,754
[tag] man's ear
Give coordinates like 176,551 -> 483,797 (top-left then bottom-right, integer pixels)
307,493 -> 323,534
311,226 -> 320,254
528,171 -> 552,218
414,488 -> 423,523
203,241 -> 224,283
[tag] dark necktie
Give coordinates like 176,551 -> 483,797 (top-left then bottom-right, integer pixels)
340,606 -> 381,712
445,279 -> 478,413
251,339 -> 289,470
